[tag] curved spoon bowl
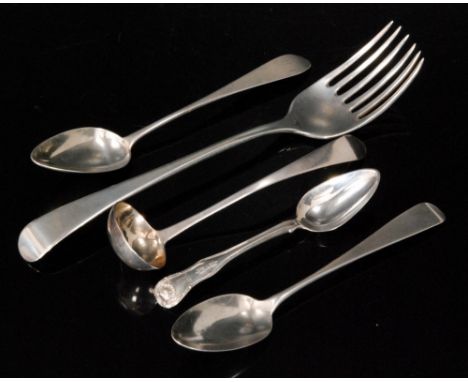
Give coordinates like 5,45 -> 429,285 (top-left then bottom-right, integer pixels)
31,127 -> 130,173
107,202 -> 166,270
171,294 -> 273,352
297,169 -> 380,232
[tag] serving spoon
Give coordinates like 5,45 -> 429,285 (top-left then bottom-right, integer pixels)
171,202 -> 445,352
155,169 -> 380,308
107,136 -> 365,270
30,55 -> 311,173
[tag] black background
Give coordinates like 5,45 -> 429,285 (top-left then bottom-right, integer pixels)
2,4 -> 468,377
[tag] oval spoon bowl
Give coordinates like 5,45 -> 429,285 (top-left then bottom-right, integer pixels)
171,294 -> 273,352
108,202 -> 166,270
31,127 -> 130,173
297,169 -> 380,232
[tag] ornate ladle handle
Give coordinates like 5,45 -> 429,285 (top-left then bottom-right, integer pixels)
154,220 -> 299,308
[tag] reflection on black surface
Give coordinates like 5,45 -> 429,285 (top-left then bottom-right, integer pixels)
116,265 -> 158,315
312,233 -> 331,249
4,6 -> 466,376
216,341 -> 267,378
25,246 -> 105,275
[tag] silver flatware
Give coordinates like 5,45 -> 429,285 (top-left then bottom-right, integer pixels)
30,54 -> 311,173
155,169 -> 380,308
107,138 -> 366,270
30,20 -> 421,176
18,134 -> 364,265
171,202 -> 445,352
18,22 -> 421,264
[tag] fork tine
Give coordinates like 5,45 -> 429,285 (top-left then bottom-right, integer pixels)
357,56 -> 423,120
325,21 -> 394,82
334,26 -> 402,92
348,44 -> 417,110
342,34 -> 409,100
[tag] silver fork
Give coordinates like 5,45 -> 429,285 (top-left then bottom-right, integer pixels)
287,20 -> 423,138
18,21 -> 423,264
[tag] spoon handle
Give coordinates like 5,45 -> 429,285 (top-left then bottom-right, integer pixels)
124,55 -> 310,146
268,203 -> 445,311
158,135 -> 365,242
18,119 -> 283,263
18,135 -> 363,263
155,219 -> 299,308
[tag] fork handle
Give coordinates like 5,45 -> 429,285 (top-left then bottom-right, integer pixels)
124,54 -> 310,146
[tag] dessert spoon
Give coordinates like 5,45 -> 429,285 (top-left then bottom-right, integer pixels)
107,136 -> 366,270
30,55 -> 311,173
171,202 -> 445,352
155,169 -> 380,308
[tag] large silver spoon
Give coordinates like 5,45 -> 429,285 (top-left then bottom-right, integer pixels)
30,55 -> 310,173
107,137 -> 366,270
171,202 -> 445,352
155,169 -> 380,308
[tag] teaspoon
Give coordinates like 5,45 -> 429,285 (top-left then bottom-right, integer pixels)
155,169 -> 380,308
171,202 -> 445,352
107,136 -> 366,270
30,55 -> 310,173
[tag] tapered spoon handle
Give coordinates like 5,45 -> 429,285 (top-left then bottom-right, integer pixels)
269,203 -> 446,310
158,135 -> 365,241
18,134 -> 364,263
125,55 -> 311,146
18,119 -> 282,263
155,220 -> 298,308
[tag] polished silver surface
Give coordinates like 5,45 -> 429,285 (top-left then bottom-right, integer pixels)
107,137 -> 366,270
31,21 -> 422,175
285,21 -> 423,139
19,135 -> 364,264
30,55 -> 311,173
155,169 -> 380,308
18,22 -> 421,262
171,203 -> 445,352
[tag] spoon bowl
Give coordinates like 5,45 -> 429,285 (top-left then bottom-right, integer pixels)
296,169 -> 380,232
171,294 -> 273,352
31,127 -> 131,173
107,202 -> 166,270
